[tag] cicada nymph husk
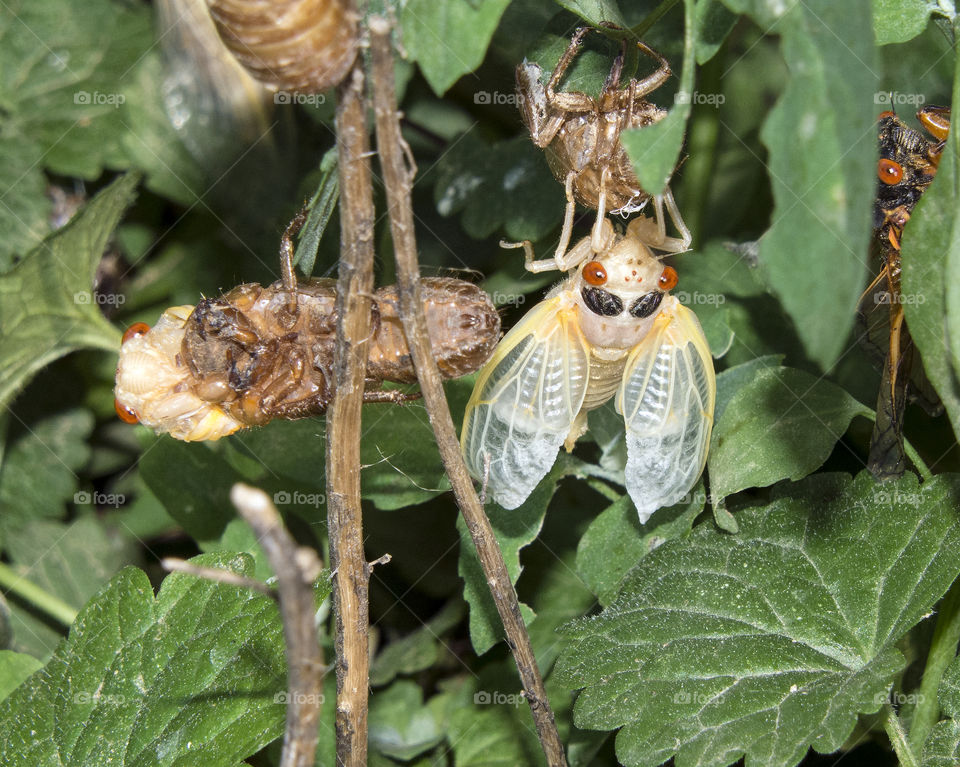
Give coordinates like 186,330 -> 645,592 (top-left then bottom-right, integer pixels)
514,26 -> 690,265
462,217 -> 714,523
207,0 -> 358,93
858,106 -> 948,479
116,276 -> 500,441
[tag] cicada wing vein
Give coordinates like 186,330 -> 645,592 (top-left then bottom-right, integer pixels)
461,294 -> 589,509
617,298 -> 715,523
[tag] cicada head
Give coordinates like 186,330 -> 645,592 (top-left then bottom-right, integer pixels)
114,306 -> 245,441
574,227 -> 678,349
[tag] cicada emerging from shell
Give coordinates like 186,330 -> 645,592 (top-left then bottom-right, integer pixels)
515,27 -> 691,262
461,217 -> 714,522
115,215 -> 501,441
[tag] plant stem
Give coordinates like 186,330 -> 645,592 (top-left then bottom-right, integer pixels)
368,17 -> 568,766
903,437 -> 933,481
230,484 -> 325,767
678,48 -> 724,248
883,703 -> 920,767
327,53 -> 376,767
631,0 -> 681,39
0,562 -> 77,627
910,577 -> 960,751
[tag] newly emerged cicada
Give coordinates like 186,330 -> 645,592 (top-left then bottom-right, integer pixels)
461,217 -> 715,523
858,106 -> 948,479
115,215 -> 501,441
516,26 -> 690,261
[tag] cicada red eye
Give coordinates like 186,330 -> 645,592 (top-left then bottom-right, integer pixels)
659,266 -> 678,291
582,261 -> 607,286
878,158 -> 904,185
122,322 -> 151,344
114,399 -> 139,424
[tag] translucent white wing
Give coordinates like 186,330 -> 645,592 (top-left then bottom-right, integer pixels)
461,294 -> 589,509
617,297 -> 715,523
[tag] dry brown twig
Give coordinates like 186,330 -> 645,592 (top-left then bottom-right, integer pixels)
326,51 -> 378,767
368,15 -> 569,767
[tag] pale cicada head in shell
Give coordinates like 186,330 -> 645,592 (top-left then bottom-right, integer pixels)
114,308 -> 245,441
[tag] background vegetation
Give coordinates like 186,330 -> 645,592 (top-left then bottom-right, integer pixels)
0,0 -> 959,765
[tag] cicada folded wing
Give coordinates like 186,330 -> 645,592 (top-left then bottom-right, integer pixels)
461,295 -> 589,509
617,297 -> 715,523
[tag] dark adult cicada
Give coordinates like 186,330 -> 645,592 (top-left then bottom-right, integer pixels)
858,106 -> 949,479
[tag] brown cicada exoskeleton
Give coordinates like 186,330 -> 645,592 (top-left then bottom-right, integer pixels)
115,213 -> 501,441
858,106 -> 949,479
512,26 -> 690,270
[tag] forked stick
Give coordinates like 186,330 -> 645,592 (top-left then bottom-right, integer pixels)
369,16 -> 569,767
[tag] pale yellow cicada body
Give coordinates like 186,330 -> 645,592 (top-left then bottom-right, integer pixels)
461,217 -> 716,523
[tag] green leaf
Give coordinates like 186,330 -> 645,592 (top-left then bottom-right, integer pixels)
923,655 -> 960,765
923,720 -> 960,767
0,409 -> 93,533
708,366 -> 872,500
0,173 -> 137,413
458,457 -> 576,654
576,491 -> 704,606
0,650 -> 42,703
0,141 -> 50,269
371,601 -> 465,687
695,0 -> 738,64
5,517 -> 136,659
873,0 -> 936,45
556,472 -> 960,767
139,439 -> 244,544
903,22 -> 960,449
940,655 -> 960,719
294,148 -> 339,278
0,0 -> 151,262
555,0 -> 626,27
0,553 -> 286,767
713,355 -> 784,424
402,0 -> 512,95
118,52 -> 205,206
369,680 -> 447,761
433,134 -> 565,243
623,0 -> 695,196
747,0 -> 877,369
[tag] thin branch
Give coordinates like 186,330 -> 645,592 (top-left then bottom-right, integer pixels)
368,16 -> 569,767
327,54 -> 377,767
230,484 -> 325,767
160,558 -> 275,597
0,561 -> 77,627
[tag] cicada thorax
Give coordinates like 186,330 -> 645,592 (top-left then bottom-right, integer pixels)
874,110 -> 942,248
544,94 -> 666,215
570,231 -> 679,411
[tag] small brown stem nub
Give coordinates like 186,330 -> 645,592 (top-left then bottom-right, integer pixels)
368,16 -> 569,767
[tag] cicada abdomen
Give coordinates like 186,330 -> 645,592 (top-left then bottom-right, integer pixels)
207,0 -> 358,93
